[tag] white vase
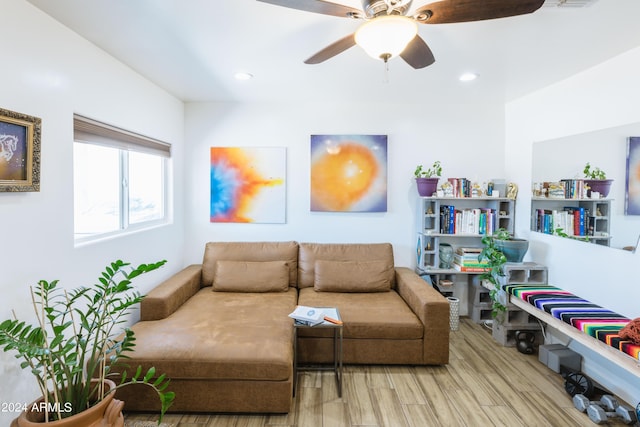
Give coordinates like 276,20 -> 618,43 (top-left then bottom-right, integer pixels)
447,297 -> 460,331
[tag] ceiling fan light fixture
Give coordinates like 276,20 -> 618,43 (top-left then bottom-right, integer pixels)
355,15 -> 418,62
459,72 -> 478,82
234,72 -> 254,81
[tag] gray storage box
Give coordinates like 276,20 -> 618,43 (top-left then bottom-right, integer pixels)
539,344 -> 581,373
538,344 -> 566,365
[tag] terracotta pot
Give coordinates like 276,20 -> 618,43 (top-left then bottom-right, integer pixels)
416,177 -> 439,197
12,379 -> 124,427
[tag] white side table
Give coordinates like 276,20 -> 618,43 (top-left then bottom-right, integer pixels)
292,307 -> 343,397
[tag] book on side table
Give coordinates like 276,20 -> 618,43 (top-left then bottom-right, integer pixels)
289,306 -> 342,326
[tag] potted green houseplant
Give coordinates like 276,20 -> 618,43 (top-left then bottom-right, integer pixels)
492,228 -> 529,263
478,232 -> 508,322
0,260 -> 175,426
414,161 -> 442,197
583,162 -> 613,198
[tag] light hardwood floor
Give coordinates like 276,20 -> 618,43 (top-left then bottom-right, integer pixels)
124,318 -> 633,426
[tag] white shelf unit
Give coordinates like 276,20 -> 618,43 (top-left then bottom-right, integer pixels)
530,197 -> 611,246
416,197 -> 516,272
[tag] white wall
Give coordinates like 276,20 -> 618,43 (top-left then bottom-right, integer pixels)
506,46 -> 640,405
184,101 -> 506,267
0,1 -> 185,422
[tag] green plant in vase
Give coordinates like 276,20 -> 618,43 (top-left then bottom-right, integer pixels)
582,162 -> 613,198
583,162 -> 607,180
414,161 -> 443,197
478,232 -> 508,322
0,260 -> 174,425
414,161 -> 442,178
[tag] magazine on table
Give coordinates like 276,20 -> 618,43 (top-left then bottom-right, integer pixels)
288,306 -> 341,326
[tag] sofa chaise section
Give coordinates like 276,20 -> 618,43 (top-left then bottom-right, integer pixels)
115,241 -> 299,413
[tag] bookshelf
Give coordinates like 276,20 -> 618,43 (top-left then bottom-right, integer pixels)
530,197 -> 611,246
415,196 -> 520,321
416,196 -> 516,272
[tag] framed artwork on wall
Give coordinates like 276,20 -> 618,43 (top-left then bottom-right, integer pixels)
0,108 -> 41,192
210,146 -> 286,223
310,134 -> 387,212
625,136 -> 640,215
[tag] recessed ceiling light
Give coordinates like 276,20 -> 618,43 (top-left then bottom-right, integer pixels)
234,72 -> 253,81
459,72 -> 478,82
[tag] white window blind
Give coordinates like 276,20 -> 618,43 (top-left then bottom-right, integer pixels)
73,114 -> 171,157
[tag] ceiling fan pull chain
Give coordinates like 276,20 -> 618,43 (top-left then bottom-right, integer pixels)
383,60 -> 390,84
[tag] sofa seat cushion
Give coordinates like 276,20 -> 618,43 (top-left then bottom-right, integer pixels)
297,287 -> 423,340
127,287 -> 297,381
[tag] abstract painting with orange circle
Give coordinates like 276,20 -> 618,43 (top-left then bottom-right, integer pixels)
310,135 -> 387,212
210,147 -> 286,223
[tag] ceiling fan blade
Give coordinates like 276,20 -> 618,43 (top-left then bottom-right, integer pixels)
415,0 -> 544,24
400,35 -> 435,69
304,33 -> 356,64
257,0 -> 362,18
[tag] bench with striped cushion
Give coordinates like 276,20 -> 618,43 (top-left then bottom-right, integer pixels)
503,284 -> 640,361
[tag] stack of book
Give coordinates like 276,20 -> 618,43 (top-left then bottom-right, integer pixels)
288,305 -> 324,326
559,179 -> 586,199
288,306 -> 343,326
533,207 -> 593,237
447,178 -> 472,198
453,247 -> 490,272
439,206 -> 498,235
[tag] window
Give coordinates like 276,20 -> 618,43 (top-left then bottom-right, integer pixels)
73,114 -> 171,243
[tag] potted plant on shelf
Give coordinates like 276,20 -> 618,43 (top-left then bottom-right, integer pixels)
414,161 -> 442,197
0,260 -> 175,426
478,232 -> 508,322
492,228 -> 529,263
583,162 -> 613,198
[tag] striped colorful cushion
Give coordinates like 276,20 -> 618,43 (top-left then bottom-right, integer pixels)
504,284 -> 640,361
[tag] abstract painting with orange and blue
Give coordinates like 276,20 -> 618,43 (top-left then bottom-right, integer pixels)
210,147 -> 286,223
310,135 -> 387,212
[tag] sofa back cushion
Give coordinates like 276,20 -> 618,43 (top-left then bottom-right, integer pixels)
202,241 -> 299,288
314,259 -> 392,292
213,260 -> 290,292
298,242 -> 395,290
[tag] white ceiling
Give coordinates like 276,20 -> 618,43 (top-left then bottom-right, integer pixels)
26,0 -> 640,104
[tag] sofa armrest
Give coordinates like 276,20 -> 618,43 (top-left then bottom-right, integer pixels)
395,267 -> 449,332
140,264 -> 202,321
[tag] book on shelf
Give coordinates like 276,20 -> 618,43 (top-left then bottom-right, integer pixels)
439,206 -> 497,235
566,207 -> 587,236
453,264 -> 490,272
454,253 -> 489,266
455,247 -> 483,255
447,178 -> 472,198
533,206 -> 594,237
559,179 -> 586,199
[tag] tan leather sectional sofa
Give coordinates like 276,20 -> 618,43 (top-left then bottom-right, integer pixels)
116,241 -> 449,414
